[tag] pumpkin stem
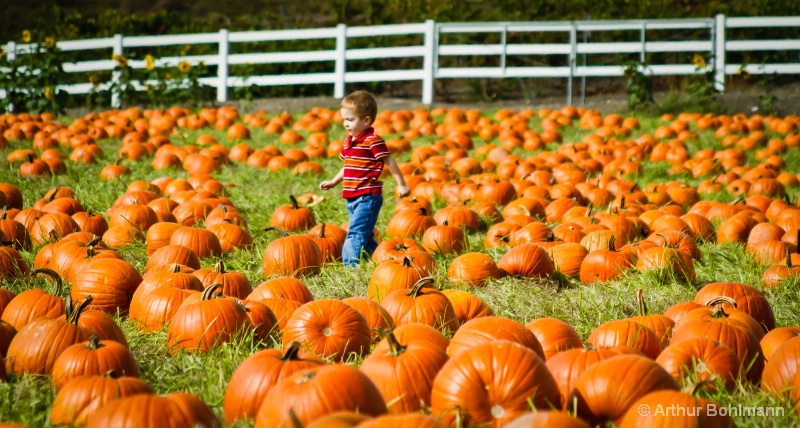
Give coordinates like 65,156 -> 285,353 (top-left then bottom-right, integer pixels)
288,409 -> 303,428
264,226 -> 289,238
407,276 -> 435,297
443,220 -> 449,226
385,332 -> 407,357
281,342 -> 303,361
219,204 -> 228,213
289,195 -> 299,210
0,209 -> 6,220
31,268 -> 64,297
201,284 -> 224,300
705,296 -> 737,308
85,235 -> 102,248
402,256 -> 412,268
786,243 -> 794,269
66,295 -> 93,325
684,378 -> 718,396
710,305 -> 730,319
85,335 -> 104,350
608,236 -> 617,252
419,207 -> 427,216
48,185 -> 61,201
103,370 -> 121,379
620,196 -> 626,210
214,260 -> 226,274
319,223 -> 326,238
636,289 -> 649,316
546,231 -> 554,242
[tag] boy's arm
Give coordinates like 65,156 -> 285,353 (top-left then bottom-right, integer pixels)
384,156 -> 410,197
320,167 -> 345,190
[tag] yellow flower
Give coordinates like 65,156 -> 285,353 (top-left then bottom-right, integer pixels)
89,75 -> 100,87
181,44 -> 191,56
44,87 -> 53,100
44,37 -> 56,48
145,54 -> 155,71
738,65 -> 751,80
112,54 -> 128,68
21,30 -> 31,43
178,61 -> 191,74
692,54 -> 706,69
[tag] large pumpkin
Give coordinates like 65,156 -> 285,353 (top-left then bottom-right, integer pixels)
282,299 -> 371,362
359,332 -> 449,413
380,278 -> 458,334
86,392 -> 218,428
50,373 -> 153,427
262,227 -> 322,278
568,354 -> 679,425
430,340 -> 561,427
446,316 -> 544,359
447,252 -> 501,286
51,336 -> 139,390
70,258 -> 143,316
496,242 -> 555,278
167,284 -> 253,353
255,364 -> 387,427
223,342 -> 325,423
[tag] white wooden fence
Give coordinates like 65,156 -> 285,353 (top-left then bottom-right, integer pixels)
2,14 -> 800,107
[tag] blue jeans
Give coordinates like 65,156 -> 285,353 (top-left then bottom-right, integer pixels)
343,194 -> 383,266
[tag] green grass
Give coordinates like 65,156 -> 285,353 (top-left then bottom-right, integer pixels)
0,107 -> 799,427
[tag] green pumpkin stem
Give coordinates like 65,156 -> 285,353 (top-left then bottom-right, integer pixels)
86,335 -> 104,350
288,409 -> 303,428
264,226 -> 289,238
48,185 -> 61,202
704,296 -> 737,308
214,260 -> 226,274
407,276 -> 435,297
385,332 -> 407,357
201,284 -> 224,300
31,268 -> 64,297
281,342 -> 303,361
636,289 -> 649,316
66,295 -> 93,325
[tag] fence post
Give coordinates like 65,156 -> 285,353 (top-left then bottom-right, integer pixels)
5,42 -> 15,112
111,34 -> 123,108
422,19 -> 437,105
568,24 -> 576,106
217,29 -> 229,103
714,14 -> 726,92
334,24 -> 347,99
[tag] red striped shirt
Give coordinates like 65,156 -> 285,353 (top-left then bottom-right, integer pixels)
339,127 -> 390,198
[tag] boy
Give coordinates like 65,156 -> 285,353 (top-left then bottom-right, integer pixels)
319,91 -> 410,266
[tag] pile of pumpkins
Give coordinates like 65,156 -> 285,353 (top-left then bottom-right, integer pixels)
0,105 -> 799,427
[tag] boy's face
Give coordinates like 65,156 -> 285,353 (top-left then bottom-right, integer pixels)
341,108 -> 372,137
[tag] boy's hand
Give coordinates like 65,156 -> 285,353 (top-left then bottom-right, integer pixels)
320,181 -> 335,190
396,184 -> 411,198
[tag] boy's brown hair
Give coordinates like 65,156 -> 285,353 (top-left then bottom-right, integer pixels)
340,90 -> 378,121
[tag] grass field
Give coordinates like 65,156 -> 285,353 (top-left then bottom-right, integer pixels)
0,105 -> 799,427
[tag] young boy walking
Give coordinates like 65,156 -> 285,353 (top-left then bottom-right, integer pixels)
319,91 -> 410,266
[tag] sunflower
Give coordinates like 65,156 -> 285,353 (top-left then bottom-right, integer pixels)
178,61 -> 191,74
89,75 -> 100,87
738,65 -> 751,80
692,54 -> 706,69
21,30 -> 31,43
44,37 -> 56,49
145,54 -> 155,71
112,54 -> 128,68
44,87 -> 53,100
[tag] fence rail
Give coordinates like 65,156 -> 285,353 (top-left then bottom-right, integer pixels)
2,14 -> 800,107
